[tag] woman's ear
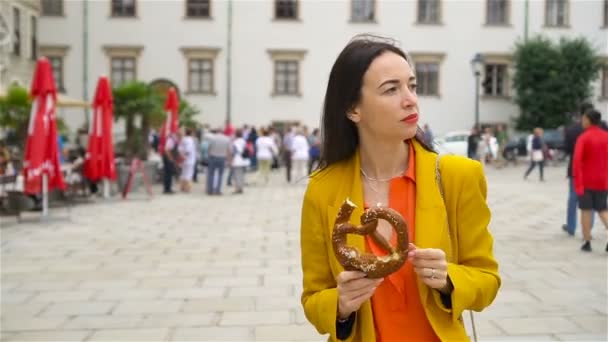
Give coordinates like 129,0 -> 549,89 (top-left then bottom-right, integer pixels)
347,107 -> 361,123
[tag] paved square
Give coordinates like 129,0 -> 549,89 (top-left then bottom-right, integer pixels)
1,164 -> 606,341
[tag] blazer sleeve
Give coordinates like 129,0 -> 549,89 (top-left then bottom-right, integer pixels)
442,161 -> 501,323
300,181 -> 356,341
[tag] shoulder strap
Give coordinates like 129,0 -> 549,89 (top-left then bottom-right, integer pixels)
434,154 -> 478,342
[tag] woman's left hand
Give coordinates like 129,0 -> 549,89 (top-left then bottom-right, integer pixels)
408,243 -> 451,294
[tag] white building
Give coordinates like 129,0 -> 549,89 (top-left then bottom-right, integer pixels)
0,0 -> 39,94
37,0 -> 608,135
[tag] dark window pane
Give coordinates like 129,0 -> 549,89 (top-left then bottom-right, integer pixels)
352,0 -> 375,21
112,0 -> 136,17
111,57 -> 136,87
275,0 -> 298,19
418,0 -> 439,23
13,7 -> 20,56
41,0 -> 63,16
487,0 -> 507,24
187,0 -> 210,17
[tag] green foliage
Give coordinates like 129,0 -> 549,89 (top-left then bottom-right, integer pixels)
112,81 -> 163,159
178,99 -> 201,129
0,85 -> 32,146
513,36 -> 602,130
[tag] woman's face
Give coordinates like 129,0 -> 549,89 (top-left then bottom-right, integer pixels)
349,51 -> 419,142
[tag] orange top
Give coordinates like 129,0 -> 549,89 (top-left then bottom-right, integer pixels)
364,142 -> 439,342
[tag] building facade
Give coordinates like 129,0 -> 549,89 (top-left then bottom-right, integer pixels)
38,0 -> 608,135
0,0 -> 39,94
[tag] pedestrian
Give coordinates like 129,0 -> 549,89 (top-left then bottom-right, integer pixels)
291,128 -> 310,182
573,109 -> 608,252
178,127 -> 196,193
206,129 -> 230,195
562,104 -> 595,236
523,128 -> 545,181
300,35 -> 500,341
230,129 -> 250,194
255,127 -> 278,185
162,132 -> 178,194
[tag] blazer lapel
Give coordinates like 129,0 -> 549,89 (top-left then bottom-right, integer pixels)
412,140 -> 450,250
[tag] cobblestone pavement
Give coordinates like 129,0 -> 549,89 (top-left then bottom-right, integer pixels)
1,162 -> 606,341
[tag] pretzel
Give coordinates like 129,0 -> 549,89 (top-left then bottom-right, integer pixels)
332,198 -> 409,278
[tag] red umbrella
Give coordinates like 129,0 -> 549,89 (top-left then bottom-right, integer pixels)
84,76 -> 116,183
23,57 -> 66,197
157,87 -> 180,154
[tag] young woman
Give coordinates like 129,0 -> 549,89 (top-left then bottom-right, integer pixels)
300,35 -> 500,341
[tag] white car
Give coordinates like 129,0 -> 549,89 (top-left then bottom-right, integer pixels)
436,130 -> 499,159
435,130 -> 471,156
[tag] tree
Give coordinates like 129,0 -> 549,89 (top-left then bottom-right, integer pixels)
112,81 -> 164,159
178,99 -> 201,129
513,36 -> 602,130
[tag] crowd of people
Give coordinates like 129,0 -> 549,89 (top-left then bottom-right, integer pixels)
150,123 -> 322,196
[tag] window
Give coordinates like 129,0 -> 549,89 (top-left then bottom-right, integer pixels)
415,63 -> 439,96
351,0 -> 375,22
604,0 -> 607,27
40,45 -> 69,91
186,0 -> 210,18
274,61 -> 299,95
188,59 -> 214,93
41,0 -> 63,16
545,0 -> 568,27
48,56 -> 64,91
602,64 -> 608,98
483,64 -> 508,96
111,57 -> 136,87
13,7 -> 20,57
112,0 -> 136,17
275,0 -> 298,19
417,0 -> 440,24
31,16 -> 37,60
487,0 -> 509,25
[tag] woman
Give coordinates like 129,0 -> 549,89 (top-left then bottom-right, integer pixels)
230,129 -> 250,194
300,35 -> 500,341
178,128 -> 197,192
255,127 -> 278,185
291,128 -> 310,182
524,127 -> 545,181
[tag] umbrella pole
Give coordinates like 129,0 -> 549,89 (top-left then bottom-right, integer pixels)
42,174 -> 49,217
103,179 -> 110,199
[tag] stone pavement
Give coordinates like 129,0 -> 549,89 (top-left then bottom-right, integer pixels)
1,163 -> 606,342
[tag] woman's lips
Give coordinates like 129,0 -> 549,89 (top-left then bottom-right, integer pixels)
401,114 -> 418,124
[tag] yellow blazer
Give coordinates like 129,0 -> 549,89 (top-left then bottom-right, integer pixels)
300,139 -> 501,342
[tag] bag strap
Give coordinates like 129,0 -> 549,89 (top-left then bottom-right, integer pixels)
434,154 -> 478,342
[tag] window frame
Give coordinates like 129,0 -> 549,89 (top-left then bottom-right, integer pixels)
187,58 -> 214,94
180,47 -> 220,95
13,7 -> 20,57
40,45 -> 70,93
274,0 -> 299,20
267,49 -> 307,97
416,0 -> 441,25
544,0 -> 569,27
350,0 -> 376,23
31,16 -> 37,61
486,0 -> 510,26
111,0 -> 137,18
410,52 -> 444,97
185,0 -> 211,19
41,0 -> 64,16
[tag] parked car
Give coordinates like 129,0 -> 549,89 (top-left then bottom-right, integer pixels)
435,130 -> 470,156
502,129 -> 567,162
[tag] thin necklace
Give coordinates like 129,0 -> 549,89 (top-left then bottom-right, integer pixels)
360,167 -> 405,182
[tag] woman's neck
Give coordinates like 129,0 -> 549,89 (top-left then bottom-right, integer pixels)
359,137 -> 409,180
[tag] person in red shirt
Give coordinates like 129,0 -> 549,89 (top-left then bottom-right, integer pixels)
573,109 -> 608,252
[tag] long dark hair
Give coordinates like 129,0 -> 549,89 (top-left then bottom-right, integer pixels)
319,34 -> 434,169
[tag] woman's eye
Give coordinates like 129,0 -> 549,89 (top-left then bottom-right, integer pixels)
409,84 -> 417,92
385,87 -> 397,94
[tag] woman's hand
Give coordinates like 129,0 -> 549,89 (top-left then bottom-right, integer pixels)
336,271 -> 383,320
408,243 -> 452,294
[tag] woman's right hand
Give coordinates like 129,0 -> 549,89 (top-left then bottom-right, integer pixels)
336,271 -> 383,320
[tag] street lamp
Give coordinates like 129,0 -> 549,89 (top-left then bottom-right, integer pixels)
471,53 -> 484,130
